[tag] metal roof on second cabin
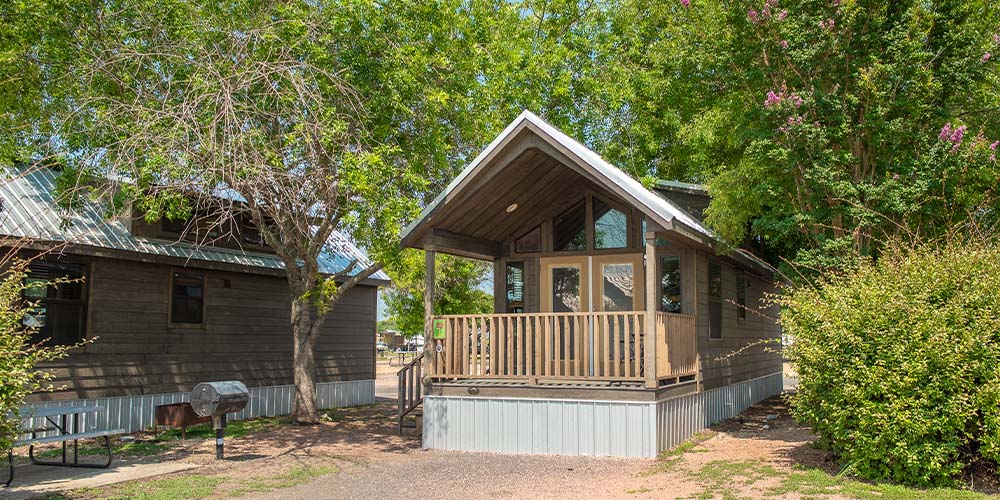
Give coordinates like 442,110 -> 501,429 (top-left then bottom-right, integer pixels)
1,167 -> 390,282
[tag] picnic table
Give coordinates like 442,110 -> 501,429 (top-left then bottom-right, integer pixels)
5,405 -> 125,487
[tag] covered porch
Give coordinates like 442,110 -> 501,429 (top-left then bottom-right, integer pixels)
428,311 -> 697,386
400,111 -> 718,395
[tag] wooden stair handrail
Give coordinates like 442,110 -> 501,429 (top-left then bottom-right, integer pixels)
397,350 -> 425,434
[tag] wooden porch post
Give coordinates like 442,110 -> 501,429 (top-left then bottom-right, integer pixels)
644,231 -> 658,389
424,248 -> 437,380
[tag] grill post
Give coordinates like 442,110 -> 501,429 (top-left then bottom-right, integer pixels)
213,415 -> 226,459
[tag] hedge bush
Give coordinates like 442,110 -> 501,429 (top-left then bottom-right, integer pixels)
783,241 -> 1000,486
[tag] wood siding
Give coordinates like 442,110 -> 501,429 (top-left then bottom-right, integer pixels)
30,256 -> 377,401
693,251 -> 782,390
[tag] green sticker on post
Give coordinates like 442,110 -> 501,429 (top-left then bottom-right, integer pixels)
433,319 -> 446,339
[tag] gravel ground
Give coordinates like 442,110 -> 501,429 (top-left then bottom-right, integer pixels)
246,449 -> 652,500
375,360 -> 399,400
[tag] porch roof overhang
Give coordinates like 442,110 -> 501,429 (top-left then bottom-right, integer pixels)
400,110 -> 775,276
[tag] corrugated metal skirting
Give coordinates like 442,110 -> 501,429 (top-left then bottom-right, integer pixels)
422,396 -> 657,458
656,372 -> 784,451
422,373 -> 783,458
19,379 -> 374,438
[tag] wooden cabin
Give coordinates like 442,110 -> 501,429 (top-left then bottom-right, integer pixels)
2,166 -> 384,431
399,111 -> 783,458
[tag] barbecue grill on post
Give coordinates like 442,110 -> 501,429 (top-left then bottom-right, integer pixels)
190,381 -> 249,459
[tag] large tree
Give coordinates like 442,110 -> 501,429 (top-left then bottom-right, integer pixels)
2,0 -> 633,423
606,0 -> 1000,271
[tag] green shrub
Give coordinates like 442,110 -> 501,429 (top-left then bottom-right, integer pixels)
783,240 -> 1000,486
1,254 -> 86,452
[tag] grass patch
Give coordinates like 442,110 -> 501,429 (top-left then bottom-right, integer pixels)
230,465 -> 337,497
158,416 -> 286,441
641,430 -> 715,476
324,404 -> 384,423
681,459 -> 999,500
768,466 -> 998,500
77,475 -> 223,500
33,440 -> 170,460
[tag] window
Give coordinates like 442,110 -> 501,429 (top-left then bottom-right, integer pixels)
239,219 -> 265,246
659,256 -> 682,313
505,262 -> 524,313
161,215 -> 220,240
593,197 -> 628,249
553,201 -> 587,251
23,262 -> 88,346
514,226 -> 541,253
601,263 -> 634,311
171,272 -> 205,324
551,266 -> 581,312
736,274 -> 747,322
161,217 -> 188,234
708,262 -> 723,340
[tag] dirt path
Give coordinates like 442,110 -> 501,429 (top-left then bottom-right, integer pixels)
248,396 -> 833,500
51,396 -> 994,500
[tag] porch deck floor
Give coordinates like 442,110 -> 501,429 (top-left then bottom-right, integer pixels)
434,379 -> 647,390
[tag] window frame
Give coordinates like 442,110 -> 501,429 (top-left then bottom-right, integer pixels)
168,270 -> 207,328
551,199 -> 588,252
707,260 -> 723,341
736,272 -> 747,324
545,193 -> 634,254
22,260 -> 90,347
513,226 -> 542,254
504,261 -> 525,313
658,254 -> 683,314
591,196 -> 630,251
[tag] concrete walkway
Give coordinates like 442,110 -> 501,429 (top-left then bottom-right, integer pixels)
1,461 -> 200,500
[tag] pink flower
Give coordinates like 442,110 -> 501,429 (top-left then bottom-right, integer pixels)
892,173 -> 900,180
777,10 -> 788,21
983,53 -> 992,63
939,123 -> 952,141
990,141 -> 999,151
994,33 -> 1000,44
948,125 -> 967,152
748,9 -> 760,23
680,0 -> 690,7
764,90 -> 782,107
780,39 -> 789,49
950,125 -> 966,144
826,18 -> 835,29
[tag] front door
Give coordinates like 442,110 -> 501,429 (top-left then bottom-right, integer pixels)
540,255 -> 644,377
540,255 -> 644,313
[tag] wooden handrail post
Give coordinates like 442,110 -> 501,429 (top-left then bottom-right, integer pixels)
424,248 -> 436,382
644,231 -> 658,389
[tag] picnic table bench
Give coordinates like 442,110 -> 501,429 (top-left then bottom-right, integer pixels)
5,405 -> 126,487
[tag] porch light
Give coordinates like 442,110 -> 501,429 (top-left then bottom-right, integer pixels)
506,203 -> 518,213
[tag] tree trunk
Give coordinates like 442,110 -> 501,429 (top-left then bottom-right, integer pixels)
290,296 -> 320,424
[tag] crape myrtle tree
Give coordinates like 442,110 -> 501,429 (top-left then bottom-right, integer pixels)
609,0 -> 1000,272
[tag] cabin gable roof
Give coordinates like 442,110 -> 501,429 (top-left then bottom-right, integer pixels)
401,110 -> 774,275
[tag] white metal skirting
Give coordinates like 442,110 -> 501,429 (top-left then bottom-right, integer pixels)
655,372 -> 784,451
422,396 -> 658,458
422,372 -> 784,458
19,379 -> 375,438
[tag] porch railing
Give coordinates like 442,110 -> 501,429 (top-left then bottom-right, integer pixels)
428,311 -> 697,384
654,312 -> 698,380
